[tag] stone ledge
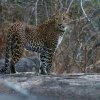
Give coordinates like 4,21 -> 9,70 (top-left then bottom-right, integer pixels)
0,73 -> 100,100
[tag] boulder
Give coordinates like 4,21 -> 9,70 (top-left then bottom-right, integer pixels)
0,57 -> 40,73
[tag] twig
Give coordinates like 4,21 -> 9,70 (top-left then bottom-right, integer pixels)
58,0 -> 63,11
66,0 -> 74,13
35,0 -> 39,25
80,0 -> 98,32
28,5 -> 35,23
80,0 -> 90,22
69,16 -> 86,23
44,0 -> 49,19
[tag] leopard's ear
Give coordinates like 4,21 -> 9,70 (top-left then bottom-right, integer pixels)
67,12 -> 72,18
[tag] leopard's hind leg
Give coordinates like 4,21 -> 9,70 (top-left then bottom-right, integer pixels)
10,35 -> 25,73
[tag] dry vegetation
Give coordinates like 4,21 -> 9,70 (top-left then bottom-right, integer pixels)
0,0 -> 100,74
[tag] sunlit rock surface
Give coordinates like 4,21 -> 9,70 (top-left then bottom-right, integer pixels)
0,73 -> 100,100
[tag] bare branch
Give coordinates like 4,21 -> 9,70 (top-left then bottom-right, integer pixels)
35,0 -> 39,25
26,3 -> 35,23
80,0 -> 90,22
58,0 -> 63,11
69,16 -> 86,23
44,0 -> 49,19
80,0 -> 98,33
66,0 -> 74,13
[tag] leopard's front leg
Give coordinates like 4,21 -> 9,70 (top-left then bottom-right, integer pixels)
40,47 -> 54,75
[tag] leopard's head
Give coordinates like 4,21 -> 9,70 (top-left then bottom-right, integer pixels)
52,11 -> 71,48
54,11 -> 71,34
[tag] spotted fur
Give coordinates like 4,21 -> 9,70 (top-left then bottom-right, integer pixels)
1,12 -> 71,74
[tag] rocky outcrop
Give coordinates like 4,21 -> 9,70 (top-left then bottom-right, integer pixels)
0,73 -> 100,100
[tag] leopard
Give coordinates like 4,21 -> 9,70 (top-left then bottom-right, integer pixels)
0,11 -> 71,75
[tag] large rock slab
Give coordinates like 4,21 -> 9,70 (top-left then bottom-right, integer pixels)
0,73 -> 100,100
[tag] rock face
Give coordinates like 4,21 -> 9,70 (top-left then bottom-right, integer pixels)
0,73 -> 100,100
15,57 -> 40,72
0,57 -> 40,73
